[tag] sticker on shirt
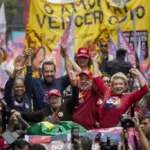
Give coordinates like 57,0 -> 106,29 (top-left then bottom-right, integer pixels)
96,99 -> 103,105
58,112 -> 63,117
79,98 -> 84,104
25,103 -> 29,109
78,92 -> 84,104
104,96 -> 121,109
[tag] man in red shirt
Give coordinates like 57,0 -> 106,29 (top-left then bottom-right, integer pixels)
94,69 -> 148,128
62,45 -> 101,130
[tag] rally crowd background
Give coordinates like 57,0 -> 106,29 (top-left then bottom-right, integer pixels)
0,0 -> 150,150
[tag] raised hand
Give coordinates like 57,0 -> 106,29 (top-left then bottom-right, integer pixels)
60,44 -> 67,57
90,52 -> 99,61
14,55 -> 25,71
25,48 -> 32,58
132,117 -> 141,131
129,68 -> 141,77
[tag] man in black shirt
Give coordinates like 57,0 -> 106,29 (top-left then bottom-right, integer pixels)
105,49 -> 132,76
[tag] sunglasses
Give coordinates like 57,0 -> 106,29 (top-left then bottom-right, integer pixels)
104,80 -> 110,84
101,45 -> 107,48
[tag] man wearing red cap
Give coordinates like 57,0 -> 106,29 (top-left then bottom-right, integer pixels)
62,45 -> 102,130
8,86 -> 79,127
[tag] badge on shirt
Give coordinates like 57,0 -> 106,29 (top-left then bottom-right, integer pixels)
58,112 -> 63,117
25,103 -> 29,109
96,99 -> 102,105
79,98 -> 84,104
104,96 -> 121,109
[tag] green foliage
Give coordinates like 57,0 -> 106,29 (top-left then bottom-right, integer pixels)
0,0 -> 17,16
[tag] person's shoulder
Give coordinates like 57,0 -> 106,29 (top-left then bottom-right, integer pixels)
56,75 -> 68,80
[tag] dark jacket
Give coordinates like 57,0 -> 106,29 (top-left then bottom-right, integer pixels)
20,86 -> 78,124
105,58 -> 132,76
4,67 -> 32,112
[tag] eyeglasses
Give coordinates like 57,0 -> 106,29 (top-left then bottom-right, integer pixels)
104,80 -> 110,84
101,45 -> 107,48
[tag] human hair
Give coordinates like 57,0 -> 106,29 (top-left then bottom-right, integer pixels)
31,144 -> 46,150
13,139 -> 30,150
42,61 -> 56,72
142,114 -> 150,121
116,49 -> 127,59
111,72 -> 128,90
13,77 -> 25,87
75,53 -> 92,69
80,136 -> 92,150
101,72 -> 111,79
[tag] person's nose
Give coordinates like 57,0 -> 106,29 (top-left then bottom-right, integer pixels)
47,71 -> 52,76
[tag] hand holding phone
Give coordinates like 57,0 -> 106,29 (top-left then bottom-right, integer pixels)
71,127 -> 79,144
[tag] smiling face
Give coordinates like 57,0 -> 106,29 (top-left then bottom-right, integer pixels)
42,64 -> 56,83
79,74 -> 92,91
111,78 -> 126,95
48,95 -> 61,109
76,56 -> 89,69
13,79 -> 25,96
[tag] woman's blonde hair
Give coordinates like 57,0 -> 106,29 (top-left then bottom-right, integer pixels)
111,72 -> 128,90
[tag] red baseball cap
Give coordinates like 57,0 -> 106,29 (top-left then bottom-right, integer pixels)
76,47 -> 90,58
48,89 -> 61,97
78,71 -> 93,79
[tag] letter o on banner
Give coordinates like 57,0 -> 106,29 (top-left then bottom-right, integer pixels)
44,4 -> 54,14
135,6 -> 145,19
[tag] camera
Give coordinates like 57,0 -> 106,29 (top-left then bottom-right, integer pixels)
120,114 -> 134,128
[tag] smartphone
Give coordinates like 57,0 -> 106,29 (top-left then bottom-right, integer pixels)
71,127 -> 79,143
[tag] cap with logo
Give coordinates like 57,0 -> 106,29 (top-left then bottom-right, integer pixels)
78,71 -> 93,79
48,89 -> 61,98
76,47 -> 90,58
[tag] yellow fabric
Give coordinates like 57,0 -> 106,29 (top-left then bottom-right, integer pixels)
42,121 -> 54,130
25,0 -> 102,52
90,65 -> 102,77
25,0 -> 150,77
100,0 -> 150,59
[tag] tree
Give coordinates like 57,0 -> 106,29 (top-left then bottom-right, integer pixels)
0,0 -> 17,23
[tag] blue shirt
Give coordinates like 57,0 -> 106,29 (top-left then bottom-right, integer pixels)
27,66 -> 70,111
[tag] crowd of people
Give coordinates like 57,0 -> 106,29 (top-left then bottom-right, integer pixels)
0,40 -> 150,150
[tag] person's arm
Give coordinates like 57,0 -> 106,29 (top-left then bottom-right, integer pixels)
4,78 -> 15,108
91,52 -> 100,78
70,59 -> 82,73
66,85 -> 79,113
24,48 -> 33,98
91,53 -> 108,95
9,109 -> 46,123
132,117 -> 150,150
61,45 -> 77,86
4,56 -> 26,108
129,68 -> 145,88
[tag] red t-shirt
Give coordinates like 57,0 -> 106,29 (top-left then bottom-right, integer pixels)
72,77 -> 101,130
94,77 -> 148,128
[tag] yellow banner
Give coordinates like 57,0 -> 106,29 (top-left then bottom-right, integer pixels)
25,0 -> 102,53
101,0 -> 150,59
